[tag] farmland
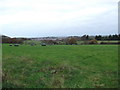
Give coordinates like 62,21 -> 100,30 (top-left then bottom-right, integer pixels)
2,44 -> 118,88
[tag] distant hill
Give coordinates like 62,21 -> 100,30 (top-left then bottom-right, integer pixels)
2,35 -> 11,39
2,35 -> 28,44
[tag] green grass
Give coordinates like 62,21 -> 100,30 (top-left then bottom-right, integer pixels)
2,44 -> 118,88
97,40 -> 119,44
23,40 -> 42,45
77,40 -> 119,44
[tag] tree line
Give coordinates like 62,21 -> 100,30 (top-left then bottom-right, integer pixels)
1,34 -> 120,45
2,35 -> 29,44
95,34 -> 120,40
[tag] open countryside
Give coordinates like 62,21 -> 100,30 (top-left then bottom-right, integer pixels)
2,35 -> 119,88
1,0 -> 119,89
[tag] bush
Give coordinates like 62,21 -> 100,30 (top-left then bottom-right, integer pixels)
89,39 -> 98,44
68,38 -> 77,45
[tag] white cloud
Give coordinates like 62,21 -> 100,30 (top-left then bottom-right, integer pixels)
0,0 -> 119,37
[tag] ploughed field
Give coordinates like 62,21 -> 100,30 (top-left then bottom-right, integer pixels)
2,44 -> 118,88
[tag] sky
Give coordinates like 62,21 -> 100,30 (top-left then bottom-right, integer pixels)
0,0 -> 119,37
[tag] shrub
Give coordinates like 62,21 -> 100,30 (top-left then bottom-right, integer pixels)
68,38 -> 77,45
89,39 -> 98,44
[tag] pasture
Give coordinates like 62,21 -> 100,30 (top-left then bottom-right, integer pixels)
2,44 -> 118,88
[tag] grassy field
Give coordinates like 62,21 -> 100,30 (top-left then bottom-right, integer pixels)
2,44 -> 118,88
77,40 -> 119,44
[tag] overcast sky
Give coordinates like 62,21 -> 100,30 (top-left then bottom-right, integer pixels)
0,0 -> 119,37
